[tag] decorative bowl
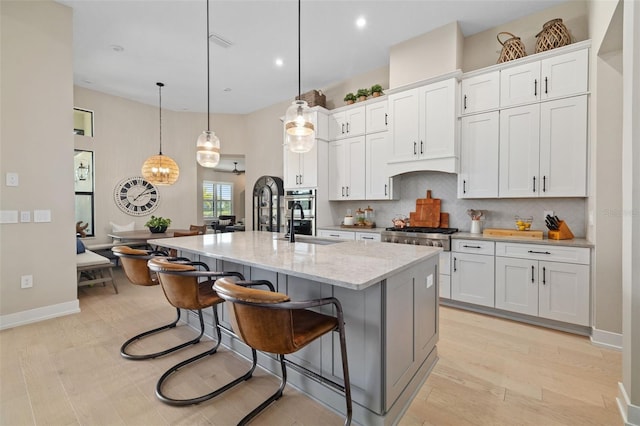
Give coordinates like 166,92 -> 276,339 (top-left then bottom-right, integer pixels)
514,216 -> 533,231
149,225 -> 168,233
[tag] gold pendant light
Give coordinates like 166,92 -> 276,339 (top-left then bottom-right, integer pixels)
284,0 -> 315,153
196,0 -> 221,167
142,82 -> 180,185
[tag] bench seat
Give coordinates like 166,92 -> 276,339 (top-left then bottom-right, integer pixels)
77,250 -> 118,293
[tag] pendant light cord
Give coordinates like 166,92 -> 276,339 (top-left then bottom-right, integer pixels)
297,0 -> 301,99
157,82 -> 164,155
206,0 -> 211,131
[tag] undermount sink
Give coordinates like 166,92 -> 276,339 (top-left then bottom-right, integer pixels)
276,236 -> 344,245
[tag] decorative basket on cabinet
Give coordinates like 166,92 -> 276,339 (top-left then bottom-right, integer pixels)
535,18 -> 572,53
497,31 -> 527,63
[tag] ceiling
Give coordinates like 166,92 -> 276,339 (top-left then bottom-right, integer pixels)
57,0 -> 568,115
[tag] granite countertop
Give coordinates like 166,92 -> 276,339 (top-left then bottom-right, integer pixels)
317,225 -> 387,234
453,232 -> 594,248
149,231 -> 441,291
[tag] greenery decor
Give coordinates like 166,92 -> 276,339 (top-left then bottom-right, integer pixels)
144,215 -> 171,233
370,84 -> 383,97
356,88 -> 370,100
343,93 -> 357,104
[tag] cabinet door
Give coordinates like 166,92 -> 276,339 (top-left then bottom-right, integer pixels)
345,106 -> 366,137
388,89 -> 420,162
366,101 -> 388,133
538,261 -> 589,326
459,111 -> 499,198
451,252 -> 495,307
499,104 -> 540,197
328,140 -> 346,200
345,136 -> 366,199
420,78 -> 456,159
328,111 -> 345,140
539,95 -> 588,197
317,229 -> 355,240
283,145 -> 300,188
461,71 -> 500,114
500,61 -> 541,108
541,49 -> 588,100
355,232 -> 381,242
495,257 -> 538,316
299,142 -> 318,188
366,132 -> 392,200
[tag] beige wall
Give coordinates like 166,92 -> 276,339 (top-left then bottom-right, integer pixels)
322,66 -> 390,110
389,21 -> 463,88
0,0 -> 76,317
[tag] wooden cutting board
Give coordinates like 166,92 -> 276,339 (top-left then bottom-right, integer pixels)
414,190 -> 441,227
482,228 -> 544,239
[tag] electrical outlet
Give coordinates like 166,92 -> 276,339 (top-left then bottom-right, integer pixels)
543,210 -> 554,219
21,275 -> 33,289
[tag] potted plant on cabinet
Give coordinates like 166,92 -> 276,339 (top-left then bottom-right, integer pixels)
356,88 -> 370,102
370,84 -> 384,97
145,215 -> 171,233
343,93 -> 357,105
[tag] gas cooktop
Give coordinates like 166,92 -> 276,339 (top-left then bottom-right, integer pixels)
384,227 -> 458,234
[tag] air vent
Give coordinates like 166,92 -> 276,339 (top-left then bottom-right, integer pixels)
209,32 -> 233,48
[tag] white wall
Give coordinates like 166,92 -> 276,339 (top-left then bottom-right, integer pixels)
0,0 -> 77,319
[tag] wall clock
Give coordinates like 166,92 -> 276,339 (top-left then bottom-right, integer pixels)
114,176 -> 160,216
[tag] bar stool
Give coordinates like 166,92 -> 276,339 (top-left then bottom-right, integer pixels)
147,257 -> 258,406
112,246 -> 196,360
214,277 -> 353,426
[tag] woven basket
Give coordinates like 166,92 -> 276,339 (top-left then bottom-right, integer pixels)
497,32 -> 527,63
535,18 -> 572,53
296,90 -> 326,108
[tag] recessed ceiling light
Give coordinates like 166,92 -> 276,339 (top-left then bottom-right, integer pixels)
110,44 -> 124,52
275,58 -> 284,67
356,17 -> 366,29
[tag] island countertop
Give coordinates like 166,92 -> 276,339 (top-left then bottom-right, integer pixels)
149,231 -> 441,291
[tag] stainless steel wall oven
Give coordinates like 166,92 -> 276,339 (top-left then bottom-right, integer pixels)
284,189 -> 316,236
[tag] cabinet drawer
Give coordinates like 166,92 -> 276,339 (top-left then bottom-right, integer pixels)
317,230 -> 355,240
355,232 -> 381,242
452,239 -> 495,255
495,242 -> 590,264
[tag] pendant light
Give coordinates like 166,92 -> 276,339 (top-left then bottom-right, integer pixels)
196,0 -> 221,168
284,0 -> 315,153
141,82 -> 180,185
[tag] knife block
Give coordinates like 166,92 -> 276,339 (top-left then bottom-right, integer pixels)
548,220 -> 574,240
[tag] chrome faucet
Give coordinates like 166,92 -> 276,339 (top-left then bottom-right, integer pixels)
289,201 -> 305,243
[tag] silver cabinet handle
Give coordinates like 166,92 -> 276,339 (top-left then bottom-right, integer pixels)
453,257 -> 457,272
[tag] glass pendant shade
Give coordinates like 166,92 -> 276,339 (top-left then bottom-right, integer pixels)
285,100 -> 315,153
196,130 -> 221,167
142,154 -> 180,185
76,162 -> 89,181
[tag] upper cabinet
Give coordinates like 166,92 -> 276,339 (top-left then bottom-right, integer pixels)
365,100 -> 389,134
460,71 -> 500,115
500,48 -> 588,108
458,111 -> 500,198
387,77 -> 458,172
283,108 -> 329,189
328,136 -> 366,200
329,106 -> 366,140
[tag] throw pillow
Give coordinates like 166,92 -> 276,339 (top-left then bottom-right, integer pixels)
76,238 -> 86,254
218,219 -> 232,226
110,221 -> 135,232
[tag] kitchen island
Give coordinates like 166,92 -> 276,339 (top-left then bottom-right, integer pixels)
149,231 -> 441,426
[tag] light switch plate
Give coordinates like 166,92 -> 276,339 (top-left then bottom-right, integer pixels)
33,210 -> 51,223
6,172 -> 18,187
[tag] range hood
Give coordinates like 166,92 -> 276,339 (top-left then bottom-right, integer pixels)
387,156 -> 458,177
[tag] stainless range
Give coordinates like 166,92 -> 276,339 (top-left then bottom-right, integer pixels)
381,227 -> 458,251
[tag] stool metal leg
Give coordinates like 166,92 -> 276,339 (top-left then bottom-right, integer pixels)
238,354 -> 287,426
156,306 -> 258,406
120,307 -> 203,360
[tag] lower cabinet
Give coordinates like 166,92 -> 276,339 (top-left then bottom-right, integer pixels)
451,240 -> 495,307
439,251 -> 451,299
318,229 -> 381,242
495,242 -> 590,326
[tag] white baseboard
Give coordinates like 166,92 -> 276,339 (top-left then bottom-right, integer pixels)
0,300 -> 80,330
618,382 -> 640,426
591,327 -> 623,350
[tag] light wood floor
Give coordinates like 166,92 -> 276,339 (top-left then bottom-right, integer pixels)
0,268 -> 622,425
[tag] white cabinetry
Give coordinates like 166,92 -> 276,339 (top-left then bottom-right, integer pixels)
461,71 -> 500,115
451,240 -> 495,307
439,252 -> 451,299
328,136 -> 365,200
458,111 -> 499,198
495,242 -> 590,326
500,48 -> 588,108
355,232 -> 381,242
388,78 -> 457,166
499,95 -> 587,197
366,132 -> 396,200
284,143 -> 319,189
317,229 -> 355,240
366,100 -> 388,133
329,106 -> 365,140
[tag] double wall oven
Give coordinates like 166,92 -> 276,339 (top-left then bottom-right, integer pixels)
284,189 -> 316,236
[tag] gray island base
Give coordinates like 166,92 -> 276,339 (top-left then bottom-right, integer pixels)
149,231 -> 441,425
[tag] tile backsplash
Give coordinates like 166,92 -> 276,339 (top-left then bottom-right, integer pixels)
328,171 -> 587,237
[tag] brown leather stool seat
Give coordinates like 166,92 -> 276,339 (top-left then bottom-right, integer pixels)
112,246 -> 202,360
147,257 -> 255,406
214,277 -> 352,426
